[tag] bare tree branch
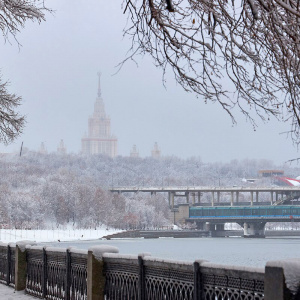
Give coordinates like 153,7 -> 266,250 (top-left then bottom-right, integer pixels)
122,0 -> 300,144
0,0 -> 50,144
0,75 -> 25,144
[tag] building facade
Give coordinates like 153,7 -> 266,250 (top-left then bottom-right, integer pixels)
57,139 -> 67,154
151,142 -> 161,159
130,145 -> 139,158
81,74 -> 118,157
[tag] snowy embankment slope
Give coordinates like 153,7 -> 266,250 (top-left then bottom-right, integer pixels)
0,227 -> 123,243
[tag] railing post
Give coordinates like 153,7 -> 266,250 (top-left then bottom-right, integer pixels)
138,255 -> 145,300
193,261 -> 200,300
194,260 -> 206,300
265,261 -> 300,300
6,244 -> 11,286
42,247 -> 47,298
87,245 -> 119,300
15,244 -> 27,291
65,248 -> 71,300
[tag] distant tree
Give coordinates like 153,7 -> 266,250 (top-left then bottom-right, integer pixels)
123,0 -> 300,142
0,0 -> 50,143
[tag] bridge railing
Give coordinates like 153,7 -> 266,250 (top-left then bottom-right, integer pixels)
0,242 -> 298,299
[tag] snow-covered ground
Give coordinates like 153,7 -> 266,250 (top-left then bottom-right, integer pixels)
0,284 -> 34,300
0,227 -> 122,243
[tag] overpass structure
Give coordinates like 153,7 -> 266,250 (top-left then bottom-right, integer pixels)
111,186 -> 300,238
110,186 -> 300,207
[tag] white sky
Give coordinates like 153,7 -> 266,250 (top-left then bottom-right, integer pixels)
0,0 -> 298,164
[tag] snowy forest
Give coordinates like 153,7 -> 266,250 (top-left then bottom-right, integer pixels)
0,151 -> 299,230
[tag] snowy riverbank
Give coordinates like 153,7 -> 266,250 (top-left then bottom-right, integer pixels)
0,227 -> 123,243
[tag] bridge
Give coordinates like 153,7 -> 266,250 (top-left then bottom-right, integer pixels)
110,186 -> 300,207
173,204 -> 300,238
111,186 -> 300,238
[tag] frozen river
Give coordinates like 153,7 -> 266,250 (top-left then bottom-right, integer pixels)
44,237 -> 300,267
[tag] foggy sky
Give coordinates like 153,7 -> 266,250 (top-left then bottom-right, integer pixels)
0,0 -> 298,164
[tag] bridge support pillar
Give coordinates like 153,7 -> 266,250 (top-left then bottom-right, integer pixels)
191,193 -> 195,205
211,192 -> 215,207
276,192 -> 278,202
186,192 -> 189,204
236,191 -> 239,203
271,192 -> 273,205
170,192 -> 175,208
217,192 -> 220,203
243,222 -> 266,238
256,191 -> 259,203
231,192 -> 234,206
197,192 -> 201,204
250,191 -> 253,206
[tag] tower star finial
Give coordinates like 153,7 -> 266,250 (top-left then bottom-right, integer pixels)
97,72 -> 102,97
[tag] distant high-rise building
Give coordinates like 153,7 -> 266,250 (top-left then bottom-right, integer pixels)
39,142 -> 47,154
151,142 -> 161,159
57,139 -> 67,154
81,73 -> 118,157
130,145 -> 139,158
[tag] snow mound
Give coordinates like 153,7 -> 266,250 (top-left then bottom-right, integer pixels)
88,245 -> 119,261
267,259 -> 300,295
16,240 -> 37,252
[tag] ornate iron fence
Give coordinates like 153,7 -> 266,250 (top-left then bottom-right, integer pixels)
104,255 -> 139,299
9,246 -> 16,286
0,244 -> 15,286
0,244 -> 267,300
143,259 -> 194,300
26,247 -> 87,300
26,247 -> 44,297
200,263 -> 264,300
0,244 -> 8,284
103,254 -> 264,300
69,251 -> 87,300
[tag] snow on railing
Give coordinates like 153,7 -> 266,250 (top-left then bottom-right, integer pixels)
0,242 -> 299,299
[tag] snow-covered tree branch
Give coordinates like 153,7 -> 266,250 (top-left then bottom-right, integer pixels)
122,0 -> 300,142
0,76 -> 25,143
0,0 -> 50,143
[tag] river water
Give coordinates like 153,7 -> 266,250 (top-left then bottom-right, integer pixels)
45,237 -> 300,267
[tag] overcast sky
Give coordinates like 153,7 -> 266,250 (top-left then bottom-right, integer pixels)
0,0 -> 298,164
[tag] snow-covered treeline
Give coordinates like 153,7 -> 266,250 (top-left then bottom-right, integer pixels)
0,151 -> 298,229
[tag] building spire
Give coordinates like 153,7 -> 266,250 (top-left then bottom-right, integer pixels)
97,72 -> 102,97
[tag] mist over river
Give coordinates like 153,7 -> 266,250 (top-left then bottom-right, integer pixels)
45,237 -> 300,267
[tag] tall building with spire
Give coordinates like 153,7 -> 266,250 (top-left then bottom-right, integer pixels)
151,142 -> 161,159
57,139 -> 67,154
81,73 -> 118,157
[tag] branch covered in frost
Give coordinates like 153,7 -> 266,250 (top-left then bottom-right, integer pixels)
0,75 -> 25,144
0,1 -> 50,144
122,0 -> 300,143
0,0 -> 50,42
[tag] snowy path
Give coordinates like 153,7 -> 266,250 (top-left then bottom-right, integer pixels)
0,284 -> 35,300
0,227 -> 122,244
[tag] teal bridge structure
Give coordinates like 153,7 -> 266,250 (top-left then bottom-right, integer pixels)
110,186 -> 300,237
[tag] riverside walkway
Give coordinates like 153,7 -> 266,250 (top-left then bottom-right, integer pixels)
0,284 -> 34,299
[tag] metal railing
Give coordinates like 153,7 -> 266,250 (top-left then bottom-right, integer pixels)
0,242 -> 294,300
26,247 -> 87,300
103,254 -> 264,300
0,244 -> 15,287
